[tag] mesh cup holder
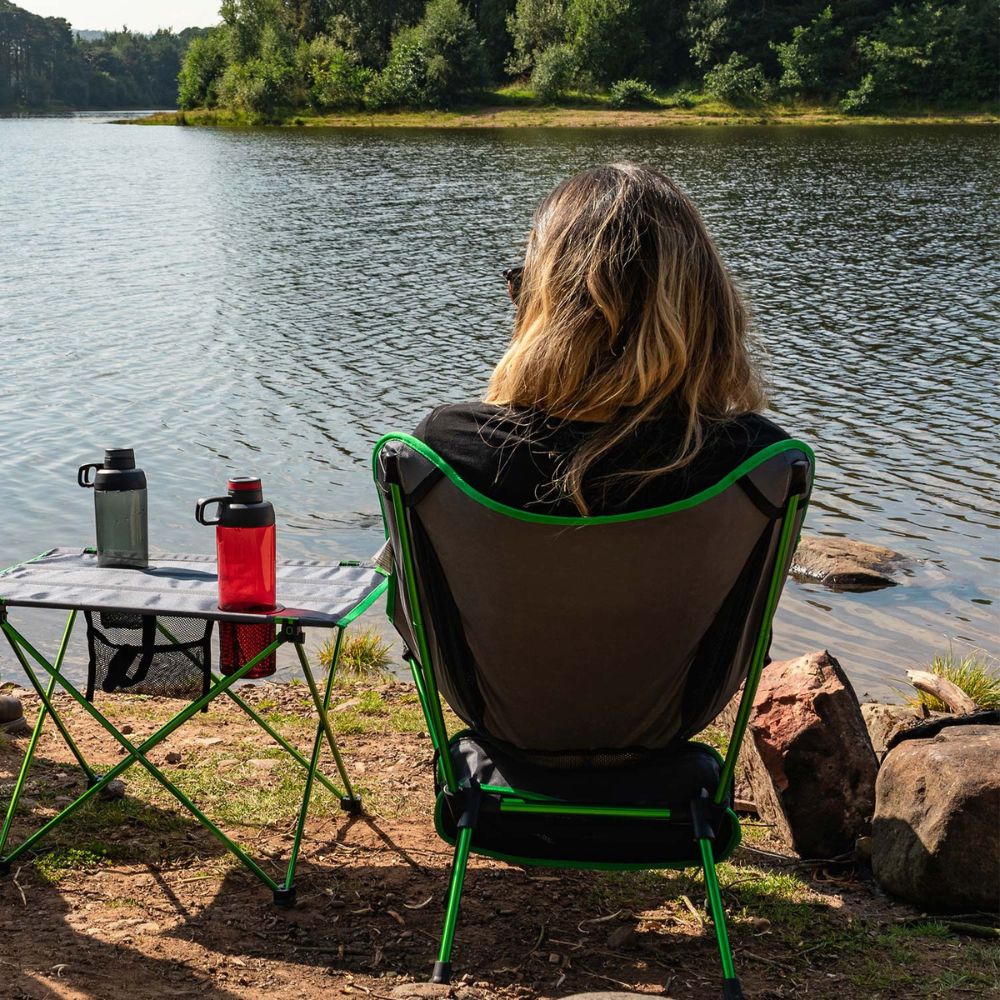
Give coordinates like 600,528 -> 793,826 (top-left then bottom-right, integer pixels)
85,611 -> 213,701
219,622 -> 277,678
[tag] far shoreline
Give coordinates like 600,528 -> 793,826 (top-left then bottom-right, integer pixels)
122,105 -> 999,129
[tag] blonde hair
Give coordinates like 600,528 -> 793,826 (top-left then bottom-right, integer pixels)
485,162 -> 765,514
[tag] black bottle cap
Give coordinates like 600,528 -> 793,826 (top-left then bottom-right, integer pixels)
103,448 -> 137,471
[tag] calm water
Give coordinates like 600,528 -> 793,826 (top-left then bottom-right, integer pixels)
1,112 -> 997,698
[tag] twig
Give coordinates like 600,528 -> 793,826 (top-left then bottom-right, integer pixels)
575,964 -> 645,992
906,670 -> 978,713
402,895 -> 433,910
12,866 -> 27,907
740,949 -> 797,972
680,894 -> 704,927
577,908 -> 628,933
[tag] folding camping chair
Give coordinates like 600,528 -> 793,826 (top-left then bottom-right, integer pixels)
373,432 -> 813,999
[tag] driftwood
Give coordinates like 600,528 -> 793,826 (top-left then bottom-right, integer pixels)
905,670 -> 978,714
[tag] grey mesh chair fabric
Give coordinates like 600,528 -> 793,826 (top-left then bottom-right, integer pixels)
373,431 -> 813,998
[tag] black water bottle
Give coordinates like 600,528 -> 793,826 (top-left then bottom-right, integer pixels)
78,448 -> 149,569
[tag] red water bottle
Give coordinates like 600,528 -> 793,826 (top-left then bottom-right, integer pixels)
196,477 -> 278,677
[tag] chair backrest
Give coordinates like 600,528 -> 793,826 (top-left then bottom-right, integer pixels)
375,433 -> 813,757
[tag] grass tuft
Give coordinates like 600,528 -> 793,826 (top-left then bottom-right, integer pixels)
319,626 -> 391,680
906,648 -> 1000,712
35,843 -> 109,883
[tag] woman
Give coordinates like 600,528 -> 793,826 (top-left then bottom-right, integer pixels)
416,162 -> 788,516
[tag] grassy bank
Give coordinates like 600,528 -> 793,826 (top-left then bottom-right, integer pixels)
125,90 -> 998,129
1,670 -> 997,999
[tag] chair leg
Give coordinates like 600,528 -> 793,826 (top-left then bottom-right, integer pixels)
699,837 -> 744,999
432,824 -> 472,984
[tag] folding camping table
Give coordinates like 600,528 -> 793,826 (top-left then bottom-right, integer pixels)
0,547 -> 387,905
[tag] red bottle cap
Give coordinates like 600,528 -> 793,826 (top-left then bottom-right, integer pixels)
228,477 -> 262,492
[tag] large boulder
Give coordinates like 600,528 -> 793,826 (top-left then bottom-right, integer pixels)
791,535 -> 908,591
861,702 -> 948,759
730,650 -> 879,858
872,722 -> 1000,912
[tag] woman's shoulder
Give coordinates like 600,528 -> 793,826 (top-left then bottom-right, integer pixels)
413,401 -> 507,444
725,411 -> 793,450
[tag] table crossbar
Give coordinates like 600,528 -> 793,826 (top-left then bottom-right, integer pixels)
0,608 -> 365,906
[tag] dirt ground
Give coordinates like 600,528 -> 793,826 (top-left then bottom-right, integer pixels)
0,678 -> 996,1000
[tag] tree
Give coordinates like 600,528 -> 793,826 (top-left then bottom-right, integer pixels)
179,28 -> 233,107
505,0 -> 567,76
703,51 -> 773,104
420,0 -> 487,102
772,6 -> 844,97
685,0 -> 729,70
566,0 -> 644,88
530,41 -> 574,99
365,0 -> 486,108
299,33 -> 372,108
843,1 -> 998,112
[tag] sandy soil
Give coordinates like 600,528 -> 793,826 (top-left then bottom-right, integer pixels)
0,680 -> 995,1000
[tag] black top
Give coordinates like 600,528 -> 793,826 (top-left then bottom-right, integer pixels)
414,401 -> 790,516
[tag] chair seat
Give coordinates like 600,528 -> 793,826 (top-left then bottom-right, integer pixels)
434,733 -> 739,869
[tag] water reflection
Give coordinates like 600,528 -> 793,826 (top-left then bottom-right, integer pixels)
1,116 -> 997,695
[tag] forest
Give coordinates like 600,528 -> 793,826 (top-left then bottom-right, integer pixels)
2,0 -> 997,116
0,1 -> 205,109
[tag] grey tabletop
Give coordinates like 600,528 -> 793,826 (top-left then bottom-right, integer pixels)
0,548 -> 387,628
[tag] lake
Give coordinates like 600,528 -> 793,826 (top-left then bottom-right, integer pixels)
1,112 -> 997,698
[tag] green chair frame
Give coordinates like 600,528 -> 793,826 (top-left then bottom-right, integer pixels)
0,601 -> 381,907
373,432 -> 813,999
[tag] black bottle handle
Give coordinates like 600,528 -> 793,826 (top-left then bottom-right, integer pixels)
78,463 -> 102,488
195,496 -> 230,526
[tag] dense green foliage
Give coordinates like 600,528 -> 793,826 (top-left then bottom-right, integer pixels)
0,1 -> 206,109
3,0 -> 996,114
181,0 -> 997,116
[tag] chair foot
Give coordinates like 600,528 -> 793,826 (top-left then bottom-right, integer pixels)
0,857 -> 10,876
722,977 -> 744,999
273,885 -> 297,907
86,773 -> 102,789
430,961 -> 451,984
340,795 -> 363,814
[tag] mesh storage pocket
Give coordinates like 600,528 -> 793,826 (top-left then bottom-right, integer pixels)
85,611 -> 213,701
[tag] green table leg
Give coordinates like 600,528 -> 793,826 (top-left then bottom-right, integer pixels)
0,611 -> 82,857
2,612 -> 93,784
276,627 -> 359,907
214,677 -> 346,802
295,635 -> 358,805
0,620 -> 283,890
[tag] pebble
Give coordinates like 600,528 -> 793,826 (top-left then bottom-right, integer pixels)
99,780 -> 127,801
165,751 -> 183,764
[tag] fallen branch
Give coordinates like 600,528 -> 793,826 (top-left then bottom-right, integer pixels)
906,670 -> 978,714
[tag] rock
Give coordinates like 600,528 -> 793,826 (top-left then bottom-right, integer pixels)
790,535 -> 908,591
872,722 -> 1000,912
98,779 -> 126,801
389,984 -> 453,998
862,702 -> 948,758
605,924 -> 638,950
0,695 -> 28,733
0,694 -> 24,722
120,723 -> 134,735
732,650 -> 879,858
1,715 -> 30,736
248,758 -> 279,772
562,994 -> 650,999
165,751 -> 183,764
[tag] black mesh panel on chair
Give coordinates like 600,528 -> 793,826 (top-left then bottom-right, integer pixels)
85,611 -> 213,701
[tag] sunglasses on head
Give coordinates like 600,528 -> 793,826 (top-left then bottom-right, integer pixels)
503,265 -> 524,299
